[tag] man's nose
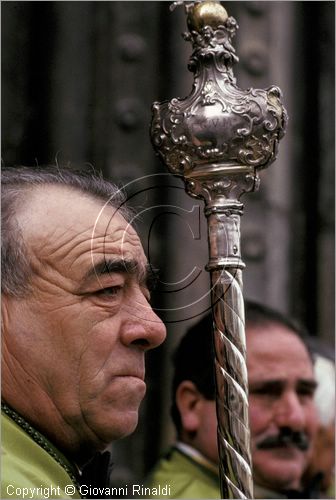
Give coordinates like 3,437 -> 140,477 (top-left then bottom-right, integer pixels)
121,295 -> 166,351
274,391 -> 306,431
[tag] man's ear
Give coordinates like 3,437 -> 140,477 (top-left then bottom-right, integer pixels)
176,380 -> 204,434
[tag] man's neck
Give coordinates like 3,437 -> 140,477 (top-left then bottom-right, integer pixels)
1,386 -> 94,466
175,441 -> 219,476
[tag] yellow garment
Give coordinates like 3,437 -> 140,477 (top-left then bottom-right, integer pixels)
1,412 -> 80,499
145,445 -> 288,499
145,446 -> 220,499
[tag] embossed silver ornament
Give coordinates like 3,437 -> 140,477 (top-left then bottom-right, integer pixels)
150,1 -> 287,498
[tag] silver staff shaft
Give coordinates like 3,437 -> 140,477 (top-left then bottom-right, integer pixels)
185,178 -> 254,497
206,200 -> 252,498
150,2 -> 287,497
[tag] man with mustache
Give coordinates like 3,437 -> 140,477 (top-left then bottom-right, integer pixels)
146,301 -> 319,498
247,303 -> 318,498
1,166 -> 166,499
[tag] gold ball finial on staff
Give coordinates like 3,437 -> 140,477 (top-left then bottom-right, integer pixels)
187,1 -> 228,31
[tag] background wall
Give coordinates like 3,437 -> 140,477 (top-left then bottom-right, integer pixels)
2,0 -> 335,489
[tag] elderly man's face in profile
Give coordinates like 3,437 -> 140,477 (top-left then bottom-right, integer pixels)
2,186 -> 166,455
247,325 -> 318,492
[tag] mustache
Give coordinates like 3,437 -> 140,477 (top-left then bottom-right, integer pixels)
256,428 -> 310,451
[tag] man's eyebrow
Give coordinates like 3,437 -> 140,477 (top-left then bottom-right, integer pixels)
249,379 -> 318,393
249,380 -> 284,392
296,379 -> 318,392
82,258 -> 159,290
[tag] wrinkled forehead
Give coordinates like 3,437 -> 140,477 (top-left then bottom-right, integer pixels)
18,184 -> 130,234
246,325 -> 314,374
18,184 -> 144,261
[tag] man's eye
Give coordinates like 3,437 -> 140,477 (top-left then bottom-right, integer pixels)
250,385 -> 283,398
96,286 -> 123,297
297,388 -> 315,398
252,388 -> 275,397
297,382 -> 317,399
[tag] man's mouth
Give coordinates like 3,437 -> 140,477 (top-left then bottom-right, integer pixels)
256,429 -> 310,451
117,374 -> 145,382
116,367 -> 145,381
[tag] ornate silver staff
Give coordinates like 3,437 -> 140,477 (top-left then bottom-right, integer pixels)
150,1 -> 287,498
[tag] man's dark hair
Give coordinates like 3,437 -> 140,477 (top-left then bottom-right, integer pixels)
171,301 -> 313,434
1,165 -> 129,297
244,301 -> 307,336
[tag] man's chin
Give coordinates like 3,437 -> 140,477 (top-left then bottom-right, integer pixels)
81,405 -> 141,447
99,409 -> 140,442
254,450 -> 306,491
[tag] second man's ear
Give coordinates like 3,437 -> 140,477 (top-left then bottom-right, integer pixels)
176,380 -> 205,434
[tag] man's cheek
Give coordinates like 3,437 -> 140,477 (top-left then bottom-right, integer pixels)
307,404 -> 319,436
248,403 -> 266,436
